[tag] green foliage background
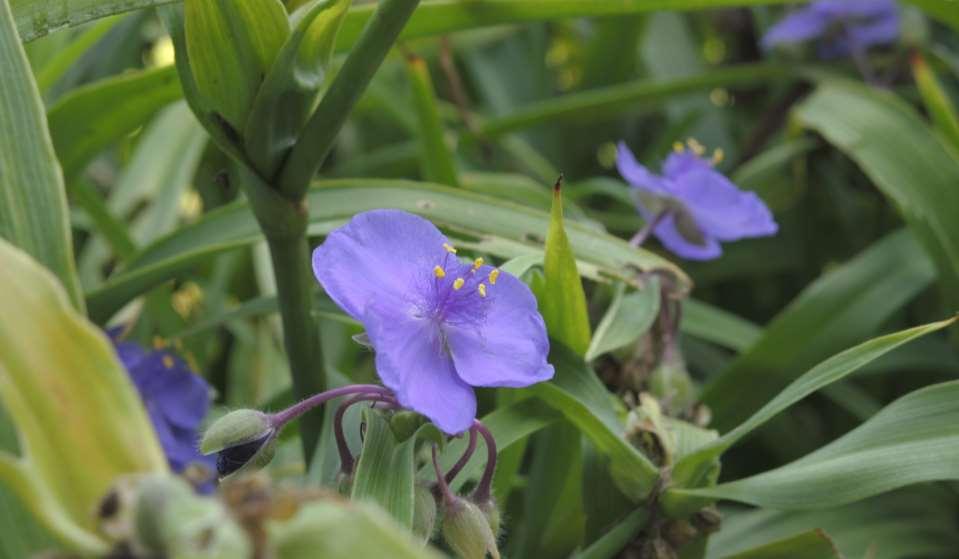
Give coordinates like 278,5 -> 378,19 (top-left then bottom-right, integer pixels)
1,0 -> 959,557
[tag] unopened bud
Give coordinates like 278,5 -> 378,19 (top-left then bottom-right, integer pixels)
200,409 -> 277,479
476,498 -> 501,539
134,475 -> 251,558
441,498 -> 499,559
412,483 -> 437,542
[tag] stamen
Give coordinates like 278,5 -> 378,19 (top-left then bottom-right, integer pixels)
443,243 -> 457,254
453,278 -> 465,290
672,141 -> 685,153
152,336 -> 167,350
472,257 -> 484,271
478,284 -> 487,298
488,269 -> 500,285
162,355 -> 174,369
686,138 -> 706,156
711,148 -> 724,165
433,265 -> 446,278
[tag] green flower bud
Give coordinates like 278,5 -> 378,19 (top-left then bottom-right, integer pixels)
201,409 -> 277,479
441,498 -> 499,559
134,475 -> 251,558
183,0 -> 290,133
476,498 -> 501,539
412,483 -> 437,543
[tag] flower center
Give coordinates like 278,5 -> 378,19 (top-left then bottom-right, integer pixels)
417,243 -> 498,326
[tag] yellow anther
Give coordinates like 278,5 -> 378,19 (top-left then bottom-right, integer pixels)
686,138 -> 706,156
433,265 -> 446,278
443,243 -> 457,254
711,148 -> 725,165
453,278 -> 465,290
488,269 -> 500,285
672,141 -> 685,153
152,336 -> 167,350
472,257 -> 485,271
162,355 -> 174,369
478,284 -> 487,298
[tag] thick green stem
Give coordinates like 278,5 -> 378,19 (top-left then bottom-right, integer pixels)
265,233 -> 326,461
235,165 -> 326,462
277,0 -> 421,200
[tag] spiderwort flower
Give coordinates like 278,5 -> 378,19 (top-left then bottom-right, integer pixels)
616,141 -> 777,260
312,209 -> 554,434
110,331 -> 215,487
762,0 -> 900,59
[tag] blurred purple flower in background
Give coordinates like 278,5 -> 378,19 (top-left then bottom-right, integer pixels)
616,141 -> 778,261
762,0 -> 900,58
111,330 -> 215,490
312,210 -> 554,434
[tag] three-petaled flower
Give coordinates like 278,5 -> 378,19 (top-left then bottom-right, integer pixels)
312,210 -> 554,434
111,330 -> 215,489
762,0 -> 900,59
616,140 -> 778,261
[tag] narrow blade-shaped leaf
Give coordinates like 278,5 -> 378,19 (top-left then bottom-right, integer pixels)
0,0 -> 82,310
679,380 -> 959,511
541,181 -> 592,356
668,317 -> 955,499
586,279 -> 660,362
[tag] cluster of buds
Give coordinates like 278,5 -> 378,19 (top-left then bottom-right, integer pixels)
200,383 -> 503,557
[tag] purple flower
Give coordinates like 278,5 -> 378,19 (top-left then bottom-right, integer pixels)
312,210 -> 554,434
110,330 -> 215,487
762,0 -> 900,58
616,141 -> 778,261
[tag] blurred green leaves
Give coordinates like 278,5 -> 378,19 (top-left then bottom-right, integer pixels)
0,0 -> 82,310
0,239 -> 166,553
796,78 -> 959,313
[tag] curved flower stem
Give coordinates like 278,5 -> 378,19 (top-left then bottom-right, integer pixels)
432,444 -> 457,507
471,420 -> 498,504
444,425 -> 478,485
270,384 -> 392,429
334,392 -> 398,475
629,210 -> 670,248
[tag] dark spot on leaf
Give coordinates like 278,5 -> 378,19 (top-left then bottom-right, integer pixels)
416,199 -> 436,210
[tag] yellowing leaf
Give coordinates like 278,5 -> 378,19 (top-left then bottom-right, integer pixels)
0,239 -> 166,552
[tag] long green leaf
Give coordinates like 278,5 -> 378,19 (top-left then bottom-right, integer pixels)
47,65 -> 182,182
726,530 -> 841,559
0,239 -> 167,553
681,380 -> 959,510
707,488 -> 959,559
0,0 -> 82,310
14,0 -> 799,43
666,316 -> 955,507
795,78 -> 959,311
472,63 -> 789,138
702,230 -> 936,430
351,410 -> 441,529
86,179 -> 688,322
530,343 -> 659,501
406,53 -> 459,186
